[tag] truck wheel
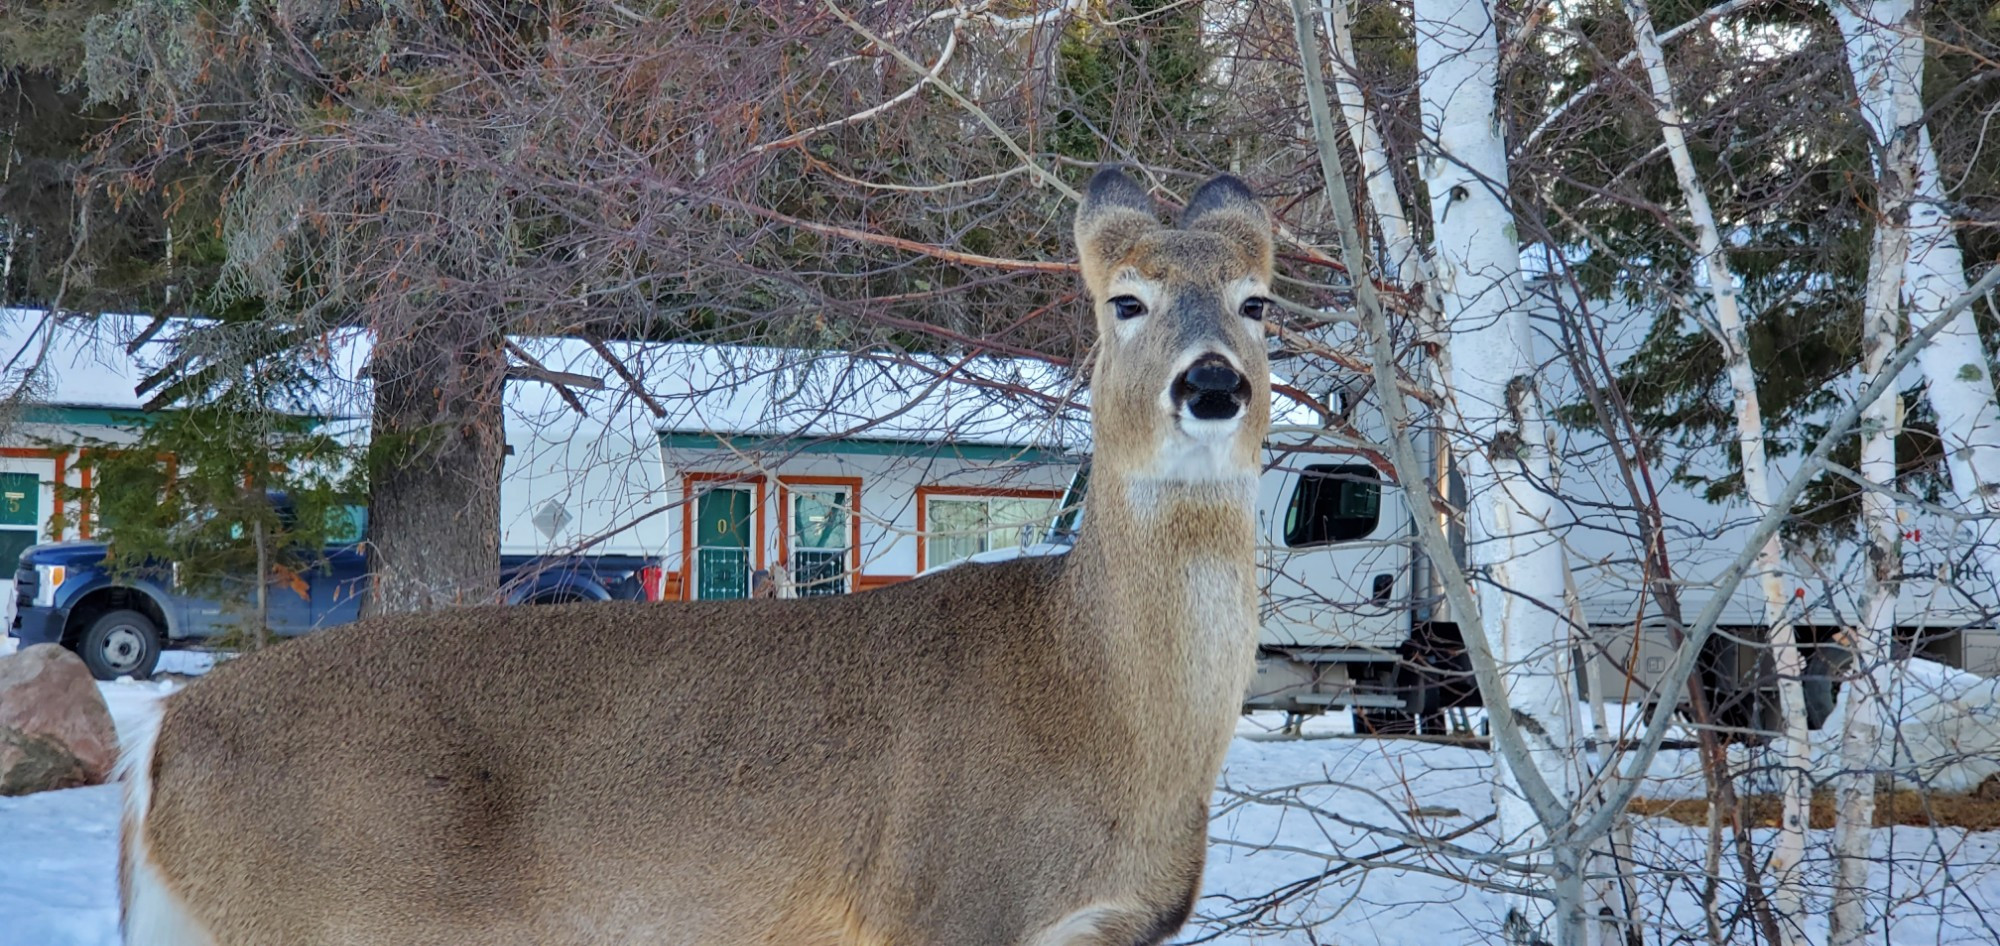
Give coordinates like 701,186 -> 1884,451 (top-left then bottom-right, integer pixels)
78,609 -> 162,681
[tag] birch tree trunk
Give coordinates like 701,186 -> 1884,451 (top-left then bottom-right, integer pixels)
1832,1 -> 2000,602
1620,4 -> 1811,941
1411,2 -> 1577,939
1829,3 -> 1922,941
1833,174 -> 1908,946
1321,0 -> 1422,292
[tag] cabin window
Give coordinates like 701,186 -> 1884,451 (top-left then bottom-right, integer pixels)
925,494 -> 1060,569
1283,463 -> 1381,547
789,487 -> 852,597
695,486 -> 755,600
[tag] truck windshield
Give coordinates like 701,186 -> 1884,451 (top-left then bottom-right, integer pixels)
327,505 -> 367,544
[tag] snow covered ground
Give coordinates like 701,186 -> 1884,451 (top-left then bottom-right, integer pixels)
2,666 -> 1997,944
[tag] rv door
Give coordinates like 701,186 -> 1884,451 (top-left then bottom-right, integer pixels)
1257,457 -> 1412,651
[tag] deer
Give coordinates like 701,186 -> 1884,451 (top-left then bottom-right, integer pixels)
117,167 -> 1276,946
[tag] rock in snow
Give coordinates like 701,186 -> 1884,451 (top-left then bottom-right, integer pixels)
0,644 -> 120,796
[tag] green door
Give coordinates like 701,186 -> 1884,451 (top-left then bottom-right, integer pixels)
0,472 -> 40,571
695,487 -> 752,600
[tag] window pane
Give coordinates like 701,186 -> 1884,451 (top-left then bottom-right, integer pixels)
1283,464 -> 1381,547
0,472 -> 37,527
696,488 -> 753,549
930,499 -> 987,535
931,533 -> 983,567
0,529 -> 39,571
793,490 -> 848,550
925,496 -> 1056,566
987,497 -> 1057,550
928,499 -> 988,567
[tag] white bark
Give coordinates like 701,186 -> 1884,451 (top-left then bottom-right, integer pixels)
1412,2 -> 1577,940
1833,179 -> 1908,946
1829,3 -> 1921,942
1322,0 -> 1423,292
1832,0 -> 2000,600
1620,2 -> 1809,940
1321,0 -> 1454,419
1567,562 -> 1647,946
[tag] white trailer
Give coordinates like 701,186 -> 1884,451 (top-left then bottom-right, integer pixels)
1032,366 -> 2000,731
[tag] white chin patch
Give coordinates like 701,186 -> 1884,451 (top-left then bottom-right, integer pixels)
1177,411 -> 1241,440
1141,413 -> 1248,483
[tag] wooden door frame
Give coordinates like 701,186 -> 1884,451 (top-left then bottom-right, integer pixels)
679,472 -> 766,601
775,475 -> 863,594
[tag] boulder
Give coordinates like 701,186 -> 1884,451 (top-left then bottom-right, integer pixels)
0,643 -> 120,795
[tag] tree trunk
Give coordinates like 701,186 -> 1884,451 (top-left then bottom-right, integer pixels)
1832,1 -> 2000,601
1569,563 -> 1646,946
1828,3 -> 1921,942
1621,3 -> 1808,940
250,511 -> 269,652
1833,182 -> 1907,946
1410,2 -> 1577,940
363,324 -> 507,616
1321,0 -> 1423,293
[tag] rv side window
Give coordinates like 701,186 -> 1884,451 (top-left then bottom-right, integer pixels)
1283,463 -> 1381,547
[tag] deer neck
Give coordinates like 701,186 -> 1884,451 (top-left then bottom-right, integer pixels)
1066,470 -> 1262,748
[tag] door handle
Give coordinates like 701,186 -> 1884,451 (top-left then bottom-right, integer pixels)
1371,573 -> 1395,604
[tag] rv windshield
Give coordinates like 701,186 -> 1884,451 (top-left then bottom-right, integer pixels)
1045,466 -> 1089,545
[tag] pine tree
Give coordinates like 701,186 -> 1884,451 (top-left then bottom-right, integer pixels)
78,353 -> 362,649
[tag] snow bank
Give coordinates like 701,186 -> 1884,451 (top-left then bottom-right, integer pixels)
0,674 -> 184,946
1806,657 -> 2000,794
0,681 -> 1993,945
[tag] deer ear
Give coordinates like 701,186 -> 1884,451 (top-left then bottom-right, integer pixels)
1180,175 -> 1273,276
1074,168 -> 1158,296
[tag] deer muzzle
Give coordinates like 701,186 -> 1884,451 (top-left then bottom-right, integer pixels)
1172,353 -> 1250,423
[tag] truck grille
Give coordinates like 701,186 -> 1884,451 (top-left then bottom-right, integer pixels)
13,565 -> 35,604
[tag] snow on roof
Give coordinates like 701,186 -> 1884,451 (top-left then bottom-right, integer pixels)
512,336 -> 1087,450
0,309 -> 161,410
0,311 -> 1090,451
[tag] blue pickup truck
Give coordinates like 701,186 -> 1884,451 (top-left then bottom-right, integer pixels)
9,503 -> 661,680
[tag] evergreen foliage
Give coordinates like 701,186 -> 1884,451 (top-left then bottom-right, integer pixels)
1052,0 -> 1214,165
74,356 -> 363,648
1524,0 -> 1997,544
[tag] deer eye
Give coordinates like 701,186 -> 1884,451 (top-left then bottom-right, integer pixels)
1109,295 -> 1147,320
1240,297 -> 1270,321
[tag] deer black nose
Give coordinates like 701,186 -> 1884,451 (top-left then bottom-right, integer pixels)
1173,355 -> 1249,421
